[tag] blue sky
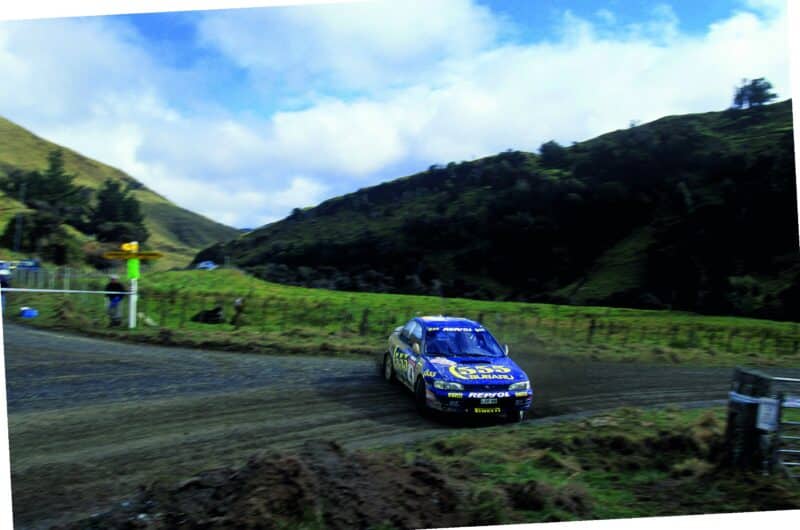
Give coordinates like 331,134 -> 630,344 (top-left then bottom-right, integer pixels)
0,0 -> 792,228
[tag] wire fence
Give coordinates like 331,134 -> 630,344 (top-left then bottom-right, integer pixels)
3,268 -> 799,357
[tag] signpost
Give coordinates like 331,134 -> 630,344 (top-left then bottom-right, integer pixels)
103,242 -> 163,329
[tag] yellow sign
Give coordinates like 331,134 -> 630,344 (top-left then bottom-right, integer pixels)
103,251 -> 164,260
121,241 -> 139,252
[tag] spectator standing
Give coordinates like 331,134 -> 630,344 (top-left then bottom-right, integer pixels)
104,274 -> 127,327
0,269 -> 10,312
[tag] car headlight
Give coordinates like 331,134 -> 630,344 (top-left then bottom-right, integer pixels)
509,380 -> 530,391
433,380 -> 464,390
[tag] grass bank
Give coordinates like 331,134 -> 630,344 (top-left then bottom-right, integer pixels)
5,268 -> 800,367
376,406 -> 800,525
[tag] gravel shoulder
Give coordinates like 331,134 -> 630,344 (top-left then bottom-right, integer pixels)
5,323 -> 793,529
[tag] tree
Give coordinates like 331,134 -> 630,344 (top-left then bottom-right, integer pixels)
539,140 -> 569,169
0,149 -> 89,223
0,149 -> 89,261
90,179 -> 149,243
732,78 -> 777,109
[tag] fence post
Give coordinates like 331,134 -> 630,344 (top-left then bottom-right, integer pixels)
159,292 -> 167,326
725,368 -> 772,469
727,330 -> 736,352
127,279 -> 138,329
179,293 -> 186,328
359,308 -> 370,336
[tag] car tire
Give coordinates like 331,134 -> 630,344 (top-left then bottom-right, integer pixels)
383,353 -> 396,383
415,378 -> 429,417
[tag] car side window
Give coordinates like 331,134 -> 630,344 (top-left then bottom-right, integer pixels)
401,321 -> 415,341
410,323 -> 423,345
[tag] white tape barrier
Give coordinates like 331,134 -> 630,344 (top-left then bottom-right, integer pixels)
785,395 -> 800,409
0,288 -> 132,295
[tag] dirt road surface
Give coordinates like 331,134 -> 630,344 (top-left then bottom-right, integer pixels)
4,323 -> 788,529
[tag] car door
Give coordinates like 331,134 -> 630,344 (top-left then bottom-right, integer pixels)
393,321 -> 417,388
403,322 -> 424,386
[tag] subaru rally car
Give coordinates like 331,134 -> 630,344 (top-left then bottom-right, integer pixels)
383,316 -> 533,422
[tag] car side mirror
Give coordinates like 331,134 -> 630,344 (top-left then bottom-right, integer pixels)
412,343 -> 421,355
504,344 -> 510,356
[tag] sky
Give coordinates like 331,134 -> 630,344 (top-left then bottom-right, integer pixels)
0,0 -> 794,228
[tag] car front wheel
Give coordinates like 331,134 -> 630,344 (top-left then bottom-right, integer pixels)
383,353 -> 395,383
509,410 -> 527,423
415,378 -> 429,416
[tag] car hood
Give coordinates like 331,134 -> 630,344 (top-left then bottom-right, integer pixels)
423,355 -> 528,384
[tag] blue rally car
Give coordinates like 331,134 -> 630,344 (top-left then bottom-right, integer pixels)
383,316 -> 533,422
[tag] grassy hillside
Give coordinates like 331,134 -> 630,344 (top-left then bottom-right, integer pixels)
0,116 -> 239,268
197,100 -> 798,320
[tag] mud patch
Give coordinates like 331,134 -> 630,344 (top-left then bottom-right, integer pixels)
54,441 -> 468,530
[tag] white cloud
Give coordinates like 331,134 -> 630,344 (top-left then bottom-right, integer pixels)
246,5 -> 790,173
195,0 -> 504,95
595,9 -> 616,25
0,2 -> 793,229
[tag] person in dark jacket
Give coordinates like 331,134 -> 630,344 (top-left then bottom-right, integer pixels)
0,269 -> 10,312
104,274 -> 126,327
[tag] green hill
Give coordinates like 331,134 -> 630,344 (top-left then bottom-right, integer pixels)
0,116 -> 239,268
196,100 -> 799,320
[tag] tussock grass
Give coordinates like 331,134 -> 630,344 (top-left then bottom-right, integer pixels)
379,407 -> 800,523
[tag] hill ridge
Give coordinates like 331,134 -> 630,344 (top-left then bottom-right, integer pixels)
0,116 -> 239,268
196,100 -> 798,320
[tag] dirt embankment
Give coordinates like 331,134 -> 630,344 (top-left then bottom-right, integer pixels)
54,440 -> 470,530
53,413 -> 800,529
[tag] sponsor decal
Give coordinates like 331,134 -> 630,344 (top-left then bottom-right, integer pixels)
393,347 -> 409,371
441,327 -> 485,332
447,392 -> 463,399
422,370 -> 437,378
467,391 -> 510,399
514,391 -> 531,398
448,365 -> 514,380
474,407 -> 502,414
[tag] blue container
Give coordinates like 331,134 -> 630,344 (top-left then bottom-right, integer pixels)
20,308 -> 38,318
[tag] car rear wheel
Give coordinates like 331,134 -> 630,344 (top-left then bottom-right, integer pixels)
383,353 -> 395,383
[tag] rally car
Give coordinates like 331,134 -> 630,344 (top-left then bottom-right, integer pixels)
382,316 -> 533,422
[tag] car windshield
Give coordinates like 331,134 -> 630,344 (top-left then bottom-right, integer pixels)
425,327 -> 505,358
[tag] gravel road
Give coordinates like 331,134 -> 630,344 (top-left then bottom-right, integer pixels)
4,323 -> 788,529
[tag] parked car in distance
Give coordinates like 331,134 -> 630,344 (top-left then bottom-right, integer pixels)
195,260 -> 219,270
15,258 -> 41,271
